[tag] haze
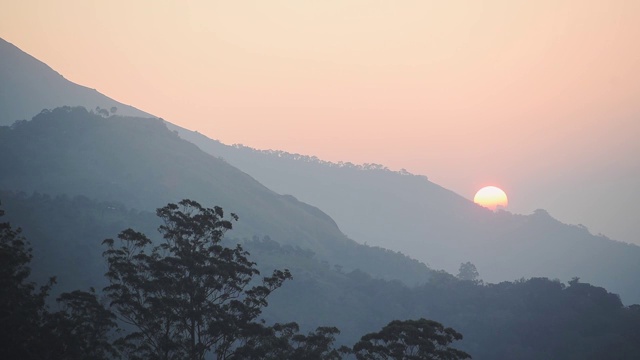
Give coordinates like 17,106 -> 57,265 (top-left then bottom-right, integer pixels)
1,0 -> 639,244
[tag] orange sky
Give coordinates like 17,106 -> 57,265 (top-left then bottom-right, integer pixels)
2,1 -> 639,243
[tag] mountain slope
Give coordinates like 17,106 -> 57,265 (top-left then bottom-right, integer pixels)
0,37 -> 151,125
168,128 -> 640,304
0,106 -> 432,284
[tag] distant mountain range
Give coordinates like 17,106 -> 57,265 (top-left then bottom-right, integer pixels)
2,37 -> 640,359
2,36 -> 640,303
171,127 -> 640,304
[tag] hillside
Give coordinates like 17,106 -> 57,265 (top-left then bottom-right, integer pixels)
168,128 -> 640,304
0,107 -> 432,284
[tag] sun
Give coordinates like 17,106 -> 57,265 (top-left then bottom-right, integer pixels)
474,186 -> 508,211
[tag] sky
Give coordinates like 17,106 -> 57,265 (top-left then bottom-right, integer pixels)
1,0 -> 639,244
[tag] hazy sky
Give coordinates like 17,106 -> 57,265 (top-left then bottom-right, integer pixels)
2,1 -> 639,243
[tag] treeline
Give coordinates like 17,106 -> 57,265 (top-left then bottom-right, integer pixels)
228,143 -> 418,177
254,239 -> 640,359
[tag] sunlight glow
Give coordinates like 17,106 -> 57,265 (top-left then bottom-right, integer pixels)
474,186 -> 508,211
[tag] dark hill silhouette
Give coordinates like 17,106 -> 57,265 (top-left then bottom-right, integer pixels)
0,106 -> 432,284
168,129 -> 640,304
0,37 -> 151,124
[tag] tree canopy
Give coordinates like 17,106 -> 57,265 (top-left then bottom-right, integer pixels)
352,318 -> 471,360
102,199 -> 292,359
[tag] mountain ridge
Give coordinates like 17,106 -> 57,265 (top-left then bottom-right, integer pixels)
0,37 -> 152,124
167,123 -> 640,304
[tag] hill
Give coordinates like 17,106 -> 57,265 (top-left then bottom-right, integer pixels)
0,107 -> 432,284
168,129 -> 640,304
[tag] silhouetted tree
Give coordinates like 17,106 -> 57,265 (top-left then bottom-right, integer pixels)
102,199 -> 292,360
0,205 -> 55,359
94,106 -> 110,117
352,318 -> 471,360
47,289 -> 119,360
235,322 -> 350,360
0,203 -> 119,359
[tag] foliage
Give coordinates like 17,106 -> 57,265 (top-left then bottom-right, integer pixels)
102,199 -> 292,360
0,204 -> 55,359
235,322 -> 350,360
352,318 -> 471,360
47,289 -> 119,360
0,203 -> 118,359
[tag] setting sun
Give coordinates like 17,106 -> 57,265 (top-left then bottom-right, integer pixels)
474,186 -> 508,211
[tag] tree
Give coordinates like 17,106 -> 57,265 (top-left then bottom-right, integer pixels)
235,322 -> 351,360
0,203 -> 118,360
352,318 -> 471,360
456,262 -> 480,283
283,325 -> 350,360
102,199 -> 292,360
0,205 -> 55,359
94,106 -> 110,117
47,289 -> 120,360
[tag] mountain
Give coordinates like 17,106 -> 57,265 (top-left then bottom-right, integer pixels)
170,128 -> 640,305
0,37 -> 151,125
0,106 -> 432,284
1,36 -> 639,304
